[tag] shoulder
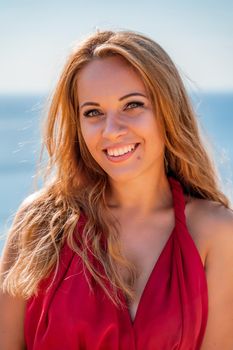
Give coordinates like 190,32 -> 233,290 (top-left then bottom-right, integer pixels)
186,198 -> 233,348
185,196 -> 233,255
1,188 -> 48,272
20,188 -> 46,208
189,197 -> 233,279
11,188 -> 51,225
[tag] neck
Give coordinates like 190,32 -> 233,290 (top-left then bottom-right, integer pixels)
107,170 -> 172,218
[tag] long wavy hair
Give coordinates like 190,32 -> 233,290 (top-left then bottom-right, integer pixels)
1,29 -> 229,308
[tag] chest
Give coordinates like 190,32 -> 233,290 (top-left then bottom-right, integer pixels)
117,210 -> 207,323
117,214 -> 174,322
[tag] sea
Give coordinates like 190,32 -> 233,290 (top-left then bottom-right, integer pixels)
0,92 -> 233,253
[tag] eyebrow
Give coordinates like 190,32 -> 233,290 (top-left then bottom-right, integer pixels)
80,92 -> 147,109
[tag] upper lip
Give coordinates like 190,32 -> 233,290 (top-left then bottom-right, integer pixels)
102,143 -> 139,151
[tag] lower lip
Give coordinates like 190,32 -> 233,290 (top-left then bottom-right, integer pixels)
104,143 -> 140,163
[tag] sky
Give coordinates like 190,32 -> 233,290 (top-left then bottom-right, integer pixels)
0,0 -> 233,94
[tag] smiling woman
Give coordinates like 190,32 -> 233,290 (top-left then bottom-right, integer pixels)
1,29 -> 233,350
78,55 -> 165,183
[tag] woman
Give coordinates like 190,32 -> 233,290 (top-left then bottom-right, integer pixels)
1,29 -> 233,349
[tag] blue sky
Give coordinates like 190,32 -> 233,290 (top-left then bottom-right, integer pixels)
0,0 -> 232,93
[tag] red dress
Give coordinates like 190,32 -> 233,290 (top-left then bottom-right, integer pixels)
24,177 -> 208,349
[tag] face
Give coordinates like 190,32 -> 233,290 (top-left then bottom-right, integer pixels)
78,55 -> 165,184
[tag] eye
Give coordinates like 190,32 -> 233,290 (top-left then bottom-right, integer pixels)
125,101 -> 145,110
83,101 -> 145,118
83,109 -> 102,118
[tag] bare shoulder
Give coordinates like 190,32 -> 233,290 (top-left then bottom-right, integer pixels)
185,197 -> 233,349
20,188 -> 45,208
186,195 -> 233,226
187,195 -> 233,273
185,196 -> 233,261
1,189 -> 44,263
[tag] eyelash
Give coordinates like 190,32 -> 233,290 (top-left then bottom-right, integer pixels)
83,101 -> 145,118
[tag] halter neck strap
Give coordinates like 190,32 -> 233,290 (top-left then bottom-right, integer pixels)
168,176 -> 186,226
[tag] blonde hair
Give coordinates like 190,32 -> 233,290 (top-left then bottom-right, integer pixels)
1,29 -> 229,308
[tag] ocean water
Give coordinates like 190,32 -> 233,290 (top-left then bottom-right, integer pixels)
0,92 -> 233,253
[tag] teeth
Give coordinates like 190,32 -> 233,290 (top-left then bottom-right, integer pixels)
107,143 -> 137,156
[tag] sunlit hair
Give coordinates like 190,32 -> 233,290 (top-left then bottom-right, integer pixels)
1,29 -> 229,308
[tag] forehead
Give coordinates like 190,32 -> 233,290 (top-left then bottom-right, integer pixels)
77,56 -> 147,101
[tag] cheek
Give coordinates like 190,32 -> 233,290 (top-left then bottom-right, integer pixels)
150,119 -> 164,143
80,122 -> 99,152
153,132 -> 165,153
145,122 -> 165,152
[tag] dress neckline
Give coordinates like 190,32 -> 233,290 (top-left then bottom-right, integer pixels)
120,176 -> 186,327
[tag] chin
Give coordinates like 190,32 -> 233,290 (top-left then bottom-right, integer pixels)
106,170 -> 140,183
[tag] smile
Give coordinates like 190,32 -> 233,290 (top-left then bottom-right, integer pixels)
103,143 -> 140,163
106,143 -> 138,156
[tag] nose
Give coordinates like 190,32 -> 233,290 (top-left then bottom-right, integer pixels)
102,113 -> 128,140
